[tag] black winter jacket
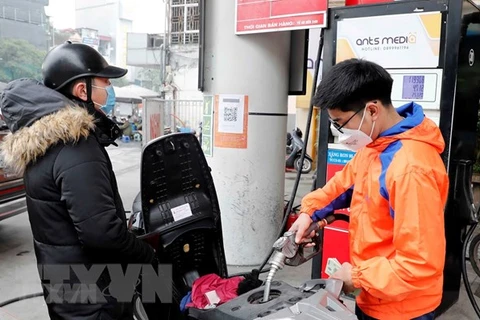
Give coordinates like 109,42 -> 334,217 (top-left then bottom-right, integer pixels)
0,79 -> 155,320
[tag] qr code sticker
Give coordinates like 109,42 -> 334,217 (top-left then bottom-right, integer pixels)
224,106 -> 238,122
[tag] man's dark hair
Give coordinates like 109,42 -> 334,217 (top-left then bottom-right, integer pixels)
58,77 -> 88,97
313,59 -> 393,112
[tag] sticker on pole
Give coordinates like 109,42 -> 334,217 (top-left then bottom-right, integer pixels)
171,203 -> 193,222
214,94 -> 248,149
235,0 -> 328,35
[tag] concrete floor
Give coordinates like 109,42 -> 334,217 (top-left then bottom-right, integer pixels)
0,142 -> 479,319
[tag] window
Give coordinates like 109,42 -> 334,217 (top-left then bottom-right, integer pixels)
171,0 -> 199,45
172,0 -> 199,4
0,6 -> 45,26
147,34 -> 164,48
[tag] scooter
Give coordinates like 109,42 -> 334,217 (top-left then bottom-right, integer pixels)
286,128 -> 313,174
128,133 -> 356,320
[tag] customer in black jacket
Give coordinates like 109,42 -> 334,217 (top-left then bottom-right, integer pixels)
0,42 -> 156,320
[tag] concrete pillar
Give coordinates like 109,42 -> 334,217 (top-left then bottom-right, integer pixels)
203,1 -> 291,266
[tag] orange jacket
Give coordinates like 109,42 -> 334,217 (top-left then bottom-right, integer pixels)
301,103 -> 448,319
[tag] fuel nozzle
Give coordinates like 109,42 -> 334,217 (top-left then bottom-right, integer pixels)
262,237 -> 288,303
262,216 -> 335,303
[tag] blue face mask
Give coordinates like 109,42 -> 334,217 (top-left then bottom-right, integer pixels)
92,85 -> 116,115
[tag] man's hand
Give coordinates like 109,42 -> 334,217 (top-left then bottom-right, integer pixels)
330,262 -> 355,294
289,213 -> 315,244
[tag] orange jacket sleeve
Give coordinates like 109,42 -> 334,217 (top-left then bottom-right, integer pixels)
301,154 -> 357,221
351,170 -> 447,301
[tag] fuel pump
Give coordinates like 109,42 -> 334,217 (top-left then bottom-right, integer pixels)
313,0 -> 480,317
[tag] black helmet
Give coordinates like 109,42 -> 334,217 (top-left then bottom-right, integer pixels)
42,41 -> 127,91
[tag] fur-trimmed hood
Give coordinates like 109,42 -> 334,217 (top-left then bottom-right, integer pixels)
0,79 -> 95,174
1,107 -> 94,174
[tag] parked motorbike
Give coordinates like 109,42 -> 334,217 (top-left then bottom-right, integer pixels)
286,128 -> 313,174
128,133 -> 356,320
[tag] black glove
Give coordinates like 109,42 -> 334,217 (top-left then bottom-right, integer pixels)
237,269 -> 263,295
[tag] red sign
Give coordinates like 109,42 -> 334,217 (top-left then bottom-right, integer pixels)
149,113 -> 161,140
235,0 -> 328,35
321,147 -> 353,278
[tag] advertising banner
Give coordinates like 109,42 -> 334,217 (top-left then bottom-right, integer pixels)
236,0 -> 328,35
336,12 -> 442,68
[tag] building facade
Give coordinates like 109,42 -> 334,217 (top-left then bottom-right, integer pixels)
0,0 -> 49,50
75,0 -> 133,70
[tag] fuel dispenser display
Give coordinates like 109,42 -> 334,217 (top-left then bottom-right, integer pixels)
389,69 -> 443,125
314,0 -> 480,316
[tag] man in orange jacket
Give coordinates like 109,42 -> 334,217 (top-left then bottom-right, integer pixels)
290,59 -> 448,320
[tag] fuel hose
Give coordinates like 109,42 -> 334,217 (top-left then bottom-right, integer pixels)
0,292 -> 43,308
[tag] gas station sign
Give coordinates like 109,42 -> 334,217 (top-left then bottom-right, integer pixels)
235,0 -> 328,35
336,12 -> 442,68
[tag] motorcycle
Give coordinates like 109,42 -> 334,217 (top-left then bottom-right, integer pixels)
286,128 -> 313,174
128,133 -> 356,319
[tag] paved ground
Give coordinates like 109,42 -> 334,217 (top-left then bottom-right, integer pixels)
0,141 -> 479,319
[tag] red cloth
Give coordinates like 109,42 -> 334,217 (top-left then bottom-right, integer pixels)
186,274 -> 244,309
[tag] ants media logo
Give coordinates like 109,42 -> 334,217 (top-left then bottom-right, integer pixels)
355,33 -> 417,46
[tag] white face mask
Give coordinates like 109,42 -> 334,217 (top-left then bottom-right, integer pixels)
337,108 -> 375,152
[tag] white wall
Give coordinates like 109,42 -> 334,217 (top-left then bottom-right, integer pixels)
170,44 -> 202,100
116,18 -> 133,71
76,0 -> 133,74
75,0 -> 118,36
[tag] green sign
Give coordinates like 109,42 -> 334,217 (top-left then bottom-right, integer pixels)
202,137 -> 212,157
202,96 -> 214,157
203,96 -> 213,115
203,116 -> 212,136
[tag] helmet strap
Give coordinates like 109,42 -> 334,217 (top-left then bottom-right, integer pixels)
86,77 -> 93,102
84,77 -> 97,115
